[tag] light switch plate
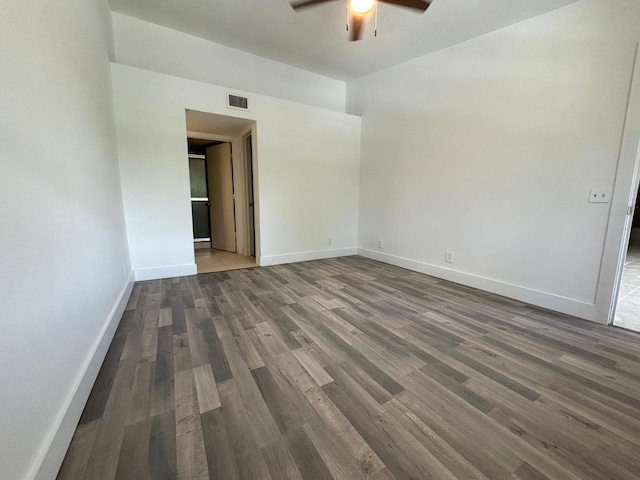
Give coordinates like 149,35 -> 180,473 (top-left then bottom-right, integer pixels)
588,187 -> 611,203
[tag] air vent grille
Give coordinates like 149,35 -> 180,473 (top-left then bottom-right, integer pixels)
227,94 -> 249,110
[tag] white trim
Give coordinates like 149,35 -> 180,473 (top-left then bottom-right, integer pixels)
31,272 -> 135,480
609,143 -> 640,323
249,127 -> 261,260
357,248 -> 597,322
191,197 -> 209,202
134,263 -> 197,281
188,154 -> 206,159
259,247 -> 357,266
242,131 -> 256,257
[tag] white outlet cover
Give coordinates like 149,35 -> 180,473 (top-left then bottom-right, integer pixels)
588,187 -> 611,203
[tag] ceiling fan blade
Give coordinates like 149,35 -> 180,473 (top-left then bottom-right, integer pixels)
350,15 -> 364,41
378,0 -> 431,11
290,0 -> 337,11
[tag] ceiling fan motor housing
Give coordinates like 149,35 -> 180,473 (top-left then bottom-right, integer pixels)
291,0 -> 431,41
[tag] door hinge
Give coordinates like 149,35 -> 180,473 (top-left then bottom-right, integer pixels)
628,206 -> 633,215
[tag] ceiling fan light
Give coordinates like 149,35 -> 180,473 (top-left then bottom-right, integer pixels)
350,0 -> 375,14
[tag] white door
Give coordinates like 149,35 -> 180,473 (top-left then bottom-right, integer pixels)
206,143 -> 236,252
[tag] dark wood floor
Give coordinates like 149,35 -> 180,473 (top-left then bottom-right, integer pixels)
57,256 -> 640,480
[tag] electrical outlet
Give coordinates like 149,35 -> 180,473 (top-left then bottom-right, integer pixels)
588,187 -> 611,203
445,251 -> 454,264
378,239 -> 384,249
327,238 -> 332,246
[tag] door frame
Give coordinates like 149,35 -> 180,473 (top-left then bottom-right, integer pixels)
242,130 -> 256,257
595,44 -> 640,325
609,168 -> 640,325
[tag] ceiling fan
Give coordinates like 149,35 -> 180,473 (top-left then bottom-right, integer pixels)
290,0 -> 432,41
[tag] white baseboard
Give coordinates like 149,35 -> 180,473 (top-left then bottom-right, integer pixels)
358,248 -> 597,322
31,272 -> 135,480
259,247 -> 357,267
134,263 -> 197,281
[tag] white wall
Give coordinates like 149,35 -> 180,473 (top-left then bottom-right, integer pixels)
112,12 -> 347,113
348,0 -> 640,322
112,64 -> 361,279
0,1 -> 132,479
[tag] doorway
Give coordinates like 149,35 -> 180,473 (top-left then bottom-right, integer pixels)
244,132 -> 256,258
186,110 -> 258,274
613,185 -> 640,332
605,45 -> 640,332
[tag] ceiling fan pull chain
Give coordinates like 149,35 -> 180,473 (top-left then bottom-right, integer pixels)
374,1 -> 378,37
346,0 -> 350,31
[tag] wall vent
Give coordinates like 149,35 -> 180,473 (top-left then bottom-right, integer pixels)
227,93 -> 249,111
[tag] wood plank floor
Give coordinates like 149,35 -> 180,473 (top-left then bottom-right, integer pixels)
57,256 -> 640,480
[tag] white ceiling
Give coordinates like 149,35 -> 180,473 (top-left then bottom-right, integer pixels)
109,0 -> 581,80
